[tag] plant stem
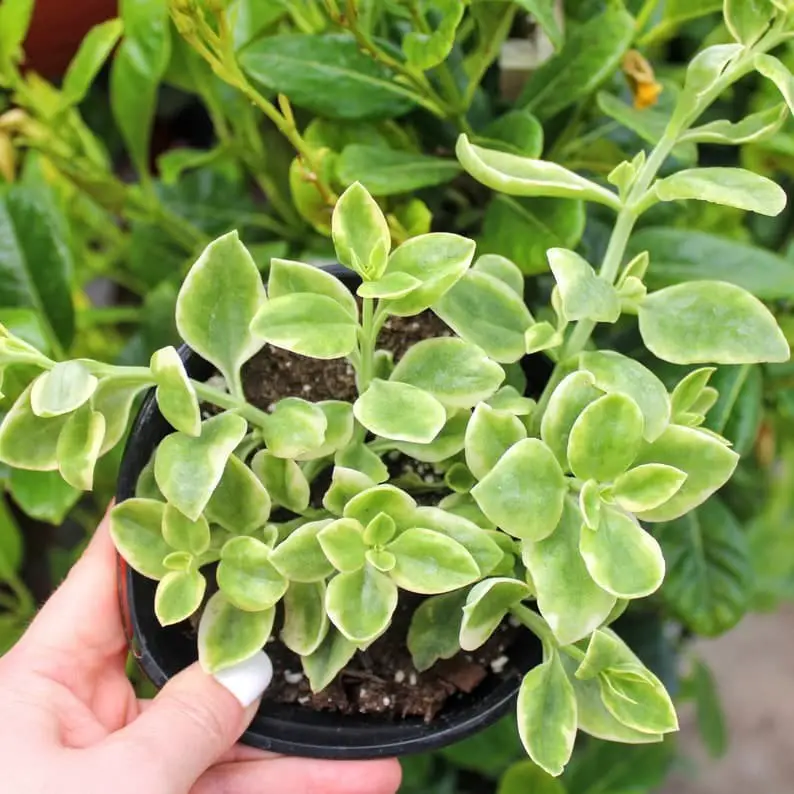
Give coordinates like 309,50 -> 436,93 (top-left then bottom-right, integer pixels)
356,298 -> 376,392
510,605 -> 587,663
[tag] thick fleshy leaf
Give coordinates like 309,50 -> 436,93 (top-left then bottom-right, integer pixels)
387,528 -> 480,594
459,577 -> 531,650
465,402 -> 526,480
269,520 -> 335,582
547,249 -> 620,323
155,570 -> 206,626
353,379 -> 446,443
325,564 -> 398,642
198,592 -> 274,674
281,581 -> 329,656
62,17 -> 123,105
472,439 -> 566,541
632,425 -> 739,522
217,536 -> 287,611
391,410 -> 468,463
357,272 -> 422,299
540,371 -> 601,470
251,451 -> 310,513
0,385 -> 66,470
473,254 -> 525,296
334,442 -> 389,483
457,135 -> 621,210
301,627 -> 357,692
176,232 -> 265,391
517,652 -> 577,777
568,394 -> 644,483
162,502 -> 210,555
681,104 -> 787,146
433,270 -> 533,363
390,337 -> 504,409
599,668 -> 678,735
407,589 -> 468,672
525,322 -> 564,355
154,413 -> 248,522
109,498 -> 169,580
91,377 -> 148,455
318,518 -> 367,573
755,54 -> 794,116
579,351 -> 670,442
31,362 -> 97,418
579,506 -> 665,599
331,182 -> 390,280
344,485 -> 417,529
56,405 -> 105,490
381,233 -> 476,316
638,281 -> 789,364
261,397 -> 327,459
724,0 -> 776,45
579,479 -> 602,531
670,367 -> 717,416
522,500 -> 616,645
497,761 -> 566,794
151,345 -> 200,436
323,467 -> 376,516
363,513 -> 396,546
612,464 -> 687,513
487,386 -> 536,416
268,258 -> 357,318
296,400 -> 354,461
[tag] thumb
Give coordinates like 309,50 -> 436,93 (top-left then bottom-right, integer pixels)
102,653 -> 273,794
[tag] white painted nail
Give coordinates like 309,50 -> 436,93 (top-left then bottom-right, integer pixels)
213,651 -> 273,708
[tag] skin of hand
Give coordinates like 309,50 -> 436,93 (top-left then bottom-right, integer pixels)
0,512 -> 402,794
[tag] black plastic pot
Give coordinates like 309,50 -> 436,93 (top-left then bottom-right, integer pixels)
117,269 -> 547,759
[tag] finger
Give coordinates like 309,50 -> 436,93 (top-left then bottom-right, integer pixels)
192,757 -> 402,794
100,654 -> 273,794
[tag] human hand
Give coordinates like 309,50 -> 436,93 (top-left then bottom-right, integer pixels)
0,511 -> 401,794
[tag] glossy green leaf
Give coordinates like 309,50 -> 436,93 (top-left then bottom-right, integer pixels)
0,0 -> 33,67
163,551 -> 192,572
457,136 -> 621,210
517,652 -> 577,777
91,377 -> 148,455
301,627 -> 357,692
261,397 -> 327,459
547,249 -> 621,323
7,469 -> 79,524
465,402 -> 527,481
150,346 -> 200,436
240,34 -> 415,120
269,520 -> 335,582
580,506 -> 665,599
724,0 -> 776,44
318,518 -> 367,573
281,581 -> 329,656
154,413 -> 248,521
755,54 -> 794,116
670,367 -> 716,416
391,409 -> 468,463
472,438 -> 566,541
109,498 -> 169,580
613,464 -> 687,513
31,362 -> 97,418
198,591 -> 274,674
217,536 -> 287,611
251,450 -> 310,513
678,44 -> 742,102
56,405 -> 106,490
460,577 -> 532,651
580,350 -> 671,442
62,18 -> 123,106
638,281 -> 789,364
522,500 -> 616,646
599,667 -> 678,735
268,258 -> 357,319
334,442 -> 389,484
388,528 -> 481,594
407,589 -> 469,672
434,270 -> 534,363
353,379 -> 446,443
326,564 -> 398,643
162,502 -> 210,555
176,232 -> 266,391
657,497 -> 751,636
363,513 -> 396,547
155,570 -> 206,626
323,467 -> 377,516
403,0 -> 464,68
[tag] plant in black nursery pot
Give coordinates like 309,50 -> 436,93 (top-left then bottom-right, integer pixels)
1,0 -> 793,774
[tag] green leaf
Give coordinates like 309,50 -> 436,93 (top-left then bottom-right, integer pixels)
206,453 -> 272,534
657,497 -> 751,636
498,760 -> 566,794
30,362 -> 97,419
109,498 -> 169,580
403,0 -> 464,69
460,577 -> 532,650
337,146 -> 461,196
297,400 -> 353,461
382,232 -> 476,316
434,270 -> 533,363
62,18 -> 124,106
680,104 -> 787,145
0,385 -> 67,470
0,0 -> 34,67
318,518 -> 367,573
110,0 -> 172,177
473,254 -> 525,296
479,109 -> 545,158
390,337 -> 504,409
512,0 -> 562,48
323,467 -> 376,516
518,3 -> 634,120
331,182 -> 390,281
480,196 -> 585,277
154,413 -> 248,522
269,520 -> 335,582
301,627 -> 357,692
522,500 -> 616,645
281,581 -> 329,656
268,258 -> 357,319
407,589 -> 469,672
162,502 -> 210,555
579,479 -> 602,530
705,365 -> 762,456
638,281 -> 789,364
217,536 -> 287,611
240,34 -> 415,120
580,351 -> 671,442
91,378 -> 147,455
671,367 -> 717,416
457,137 -> 621,210
580,505 -> 665,599
472,438 -> 567,541
353,379 -> 446,443
613,464 -> 687,513
662,0 -> 722,25
387,528 -> 481,594
325,564 -> 398,642
547,249 -> 621,323
251,450 -> 310,513
755,54 -> 794,115
487,385 -> 536,416
653,168 -> 786,216
525,322 -> 564,356
155,570 -> 206,626
289,150 -> 335,234
261,397 -> 327,459
0,500 -> 22,579
598,668 -> 678,735
198,591 -> 274,674
517,651 -> 577,777
465,402 -> 527,481
334,442 -> 389,484
391,409 -> 469,463
568,393 -> 644,483
678,44 -> 742,105
56,405 -> 106,490
7,469 -> 79,524
150,346 -> 200,436
176,232 -> 266,391
687,659 -> 728,758
357,272 -> 422,300
724,0 -> 776,44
